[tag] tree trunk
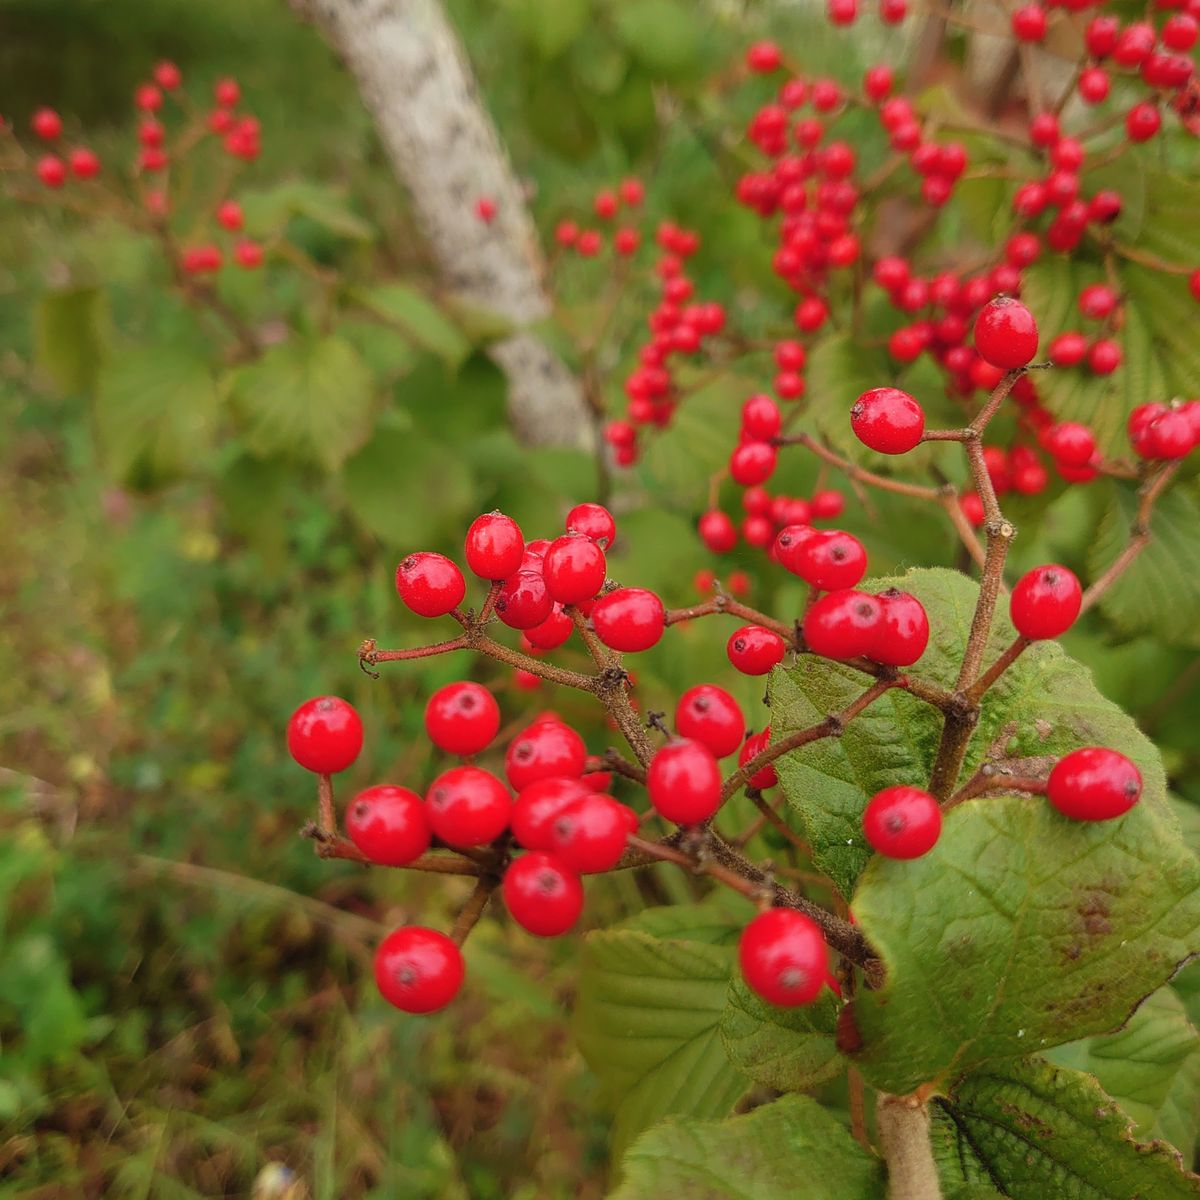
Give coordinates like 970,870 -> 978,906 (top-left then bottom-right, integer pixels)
287,0 -> 592,449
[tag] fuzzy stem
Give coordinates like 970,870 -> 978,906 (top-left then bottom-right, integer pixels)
878,1094 -> 942,1200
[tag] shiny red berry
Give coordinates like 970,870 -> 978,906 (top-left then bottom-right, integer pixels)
647,739 -> 722,824
503,852 -> 584,936
1047,747 -> 1142,821
746,41 -> 783,72
1011,5 -> 1046,41
803,590 -> 883,660
727,625 -> 787,675
742,393 -> 782,440
464,512 -> 524,580
375,926 -> 464,1013
424,682 -> 501,756
675,685 -> 746,758
505,720 -> 586,790
1126,102 -> 1161,144
287,696 -> 363,774
851,387 -> 925,454
730,441 -> 778,487
863,786 -> 942,858
793,530 -> 867,591
739,729 -> 778,789
810,490 -> 844,519
1078,284 -> 1117,321
1010,564 -> 1082,640
511,777 -> 592,849
1043,422 -> 1095,467
739,908 -> 827,1007
872,589 -> 929,666
1049,332 -> 1087,366
974,297 -> 1038,369
566,502 -> 616,547
543,534 -> 607,605
425,765 -> 511,847
549,795 -> 632,872
1087,339 -> 1121,375
495,571 -> 554,629
346,785 -> 431,865
396,552 -> 466,617
591,588 -> 665,652
699,510 -> 738,553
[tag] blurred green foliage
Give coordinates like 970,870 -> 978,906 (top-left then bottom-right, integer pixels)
2,0 -> 1199,1195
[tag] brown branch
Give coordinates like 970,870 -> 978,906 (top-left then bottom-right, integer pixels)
778,432 -> 942,502
300,824 -> 482,874
967,635 -> 1029,702
946,769 -> 1047,812
317,773 -> 336,835
878,1094 -> 942,1200
664,595 -> 795,641
450,876 -> 499,945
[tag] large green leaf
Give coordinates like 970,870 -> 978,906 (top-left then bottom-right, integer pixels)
229,335 -> 374,470
609,1094 -> 884,1200
1088,480 -> 1200,649
95,346 -> 218,487
1047,986 -> 1200,1150
575,902 -> 747,1156
773,567 -> 1170,898
932,1056 -> 1200,1199
612,0 -> 703,75
353,284 -> 472,369
507,0 -> 590,58
34,286 -> 108,395
239,180 -> 374,241
719,977 -> 842,1093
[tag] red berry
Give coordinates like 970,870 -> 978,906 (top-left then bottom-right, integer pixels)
864,65 -> 894,102
647,739 -> 722,824
566,502 -> 616,547
851,387 -> 925,454
214,77 -> 241,108
36,155 -> 66,188
396,552 -> 466,617
1010,564 -> 1082,640
1142,409 -> 1196,460
1047,747 -> 1142,821
1028,112 -> 1060,147
346,785 -> 431,865
1126,102 -> 1161,143
795,296 -> 829,331
619,177 -> 645,206
234,240 -> 263,269
577,230 -> 602,256
591,588 -> 665,652
594,190 -> 618,220
495,571 -> 554,629
730,441 -> 778,487
375,926 -> 464,1013
287,696 -> 363,774
739,908 -> 827,1006
503,852 -> 584,936
136,83 -> 163,112
1042,422 -> 1096,468
1163,14 -> 1198,51
549,795 -> 631,872
1078,66 -> 1110,105
425,765 -> 511,847
139,119 -> 165,147
803,590 -> 883,660
811,490 -> 844,519
463,511 -> 524,580
217,199 -> 244,231
512,777 -> 591,849
424,681 -> 501,756
1049,332 -> 1087,366
699,510 -> 738,554
476,196 -> 497,223
1084,14 -> 1119,57
863,786 -> 942,858
1012,5 -> 1047,41
747,41 -> 783,73
676,685 -> 746,758
793,529 -> 867,591
873,589 -> 930,666
543,534 -> 607,605
974,297 -> 1039,369
154,60 -> 183,90
1087,339 -> 1121,374
1078,284 -> 1117,321
1114,22 -> 1156,67
727,625 -> 787,675
31,107 -> 63,141
742,393 -> 782,440
505,719 -> 586,790
68,148 -> 100,179
739,729 -> 777,789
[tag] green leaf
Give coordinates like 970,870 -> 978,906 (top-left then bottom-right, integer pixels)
229,335 -> 374,470
932,1056 -> 1200,1199
507,0 -> 590,58
805,331 -> 893,457
1047,987 -> 1200,1147
575,902 -> 747,1156
354,284 -> 472,369
239,180 -> 374,241
1135,169 -> 1200,268
95,346 -> 218,487
1123,265 -> 1200,404
719,977 -> 842,1093
1088,480 -> 1200,649
34,286 -> 108,395
612,0 -> 702,75
609,1094 -> 884,1200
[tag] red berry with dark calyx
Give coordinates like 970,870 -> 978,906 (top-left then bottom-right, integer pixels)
739,908 -> 828,1007
424,681 -> 501,756
549,795 -> 633,872
727,625 -> 787,675
287,696 -> 364,774
863,786 -> 942,858
347,785 -> 431,866
396,552 -> 466,617
511,777 -> 591,850
566,502 -> 616,547
375,926 -> 464,1013
465,511 -> 524,580
872,589 -> 930,666
974,296 -> 1039,369
591,588 -> 665,652
803,590 -> 883,660
1047,747 -> 1142,821
503,852 -> 585,937
739,729 -> 777,789
774,524 -> 820,576
505,719 -> 586,790
730,441 -> 778,486
851,387 -> 925,454
647,739 -> 722,824
675,685 -> 746,758
699,510 -> 738,554
496,571 -> 554,629
1010,565 -> 1082,640
425,765 -> 511,848
794,530 -> 867,591
543,534 -> 607,605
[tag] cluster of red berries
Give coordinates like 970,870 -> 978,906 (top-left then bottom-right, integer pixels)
6,65 -> 264,276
